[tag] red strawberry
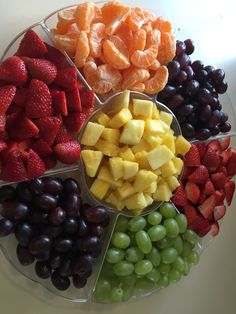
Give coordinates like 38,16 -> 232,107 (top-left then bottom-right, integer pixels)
66,85 -> 82,113
6,113 -> 39,140
0,56 -> 28,86
181,166 -> 193,181
195,143 -> 206,159
13,88 -> 28,107
210,221 -> 219,237
198,194 -> 217,219
202,147 -> 220,169
55,125 -> 73,144
35,116 -> 62,145
63,112 -> 87,133
43,154 -> 57,170
216,165 -> 227,176
191,216 -> 211,237
0,115 -> 6,132
198,194 -> 207,204
188,165 -> 209,184
6,103 -> 23,115
221,149 -> 232,166
185,181 -> 200,204
207,140 -> 221,153
226,149 -> 236,176
0,140 -> 7,152
224,180 -> 235,206
51,90 -> 68,116
80,88 -> 94,117
183,202 -> 198,224
26,79 -> 52,118
203,179 -> 215,195
214,190 -> 225,205
219,136 -> 230,151
54,140 -> 81,164
45,44 -> 68,70
16,29 -> 48,58
211,172 -> 228,189
30,139 -> 53,158
0,150 -> 27,182
27,149 -> 46,179
214,205 -> 226,221
171,185 -> 187,207
184,144 -> 200,167
0,85 -> 16,115
54,67 -> 78,91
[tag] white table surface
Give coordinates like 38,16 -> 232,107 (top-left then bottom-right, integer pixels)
0,1 -> 236,313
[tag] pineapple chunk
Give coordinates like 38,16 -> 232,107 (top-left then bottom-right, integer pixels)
134,151 -> 150,169
147,145 -> 174,170
159,111 -> 173,126
132,209 -> 143,216
144,193 -> 154,207
97,112 -> 110,127
152,104 -> 160,119
153,182 -> 172,202
162,134 -> 175,154
106,192 -> 125,211
108,108 -> 132,129
166,176 -> 180,192
143,133 -> 162,147
175,135 -> 191,156
109,157 -> 124,180
111,90 -> 130,110
81,122 -> 105,146
145,119 -> 165,135
133,170 -> 157,192
154,168 -> 162,176
120,120 -> 145,145
101,128 -> 120,144
156,176 -> 165,185
125,192 -> 147,210
123,160 -> 139,180
81,150 -> 103,177
161,160 -> 177,178
119,146 -> 136,161
159,120 -> 170,132
95,139 -> 119,157
98,165 -> 122,188
144,181 -> 157,194
132,99 -> 153,118
116,182 -> 135,200
172,157 -> 184,175
131,139 -> 150,154
90,179 -> 109,200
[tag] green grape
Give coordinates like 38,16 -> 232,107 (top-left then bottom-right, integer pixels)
163,218 -> 179,238
157,275 -> 169,288
113,261 -> 134,276
181,241 -> 194,258
161,247 -> 178,264
159,263 -> 171,274
175,214 -> 188,233
147,225 -> 166,241
112,232 -> 130,249
135,230 -> 152,254
187,251 -> 199,265
172,235 -> 184,255
135,277 -> 155,291
100,261 -> 115,279
159,202 -> 177,218
109,287 -> 123,303
147,211 -> 162,225
128,216 -> 146,232
146,268 -> 161,283
134,259 -> 153,275
117,274 -> 137,286
182,230 -> 200,246
125,246 -> 144,263
95,278 -> 111,302
106,248 -> 125,264
122,284 -> 134,302
115,216 -> 129,232
127,231 -> 137,246
157,237 -> 173,249
172,256 -> 185,273
183,260 -> 190,276
168,268 -> 182,283
146,247 -> 161,267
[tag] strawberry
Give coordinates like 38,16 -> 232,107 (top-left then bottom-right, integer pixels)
80,88 -> 94,117
35,116 -> 62,145
26,79 -> 52,118
185,181 -> 200,204
54,140 -> 81,164
23,57 -> 57,85
0,140 -> 7,152
211,172 -> 228,189
226,149 -> 236,176
66,85 -> 82,113
183,202 -> 198,224
54,67 -> 78,91
224,180 -> 235,206
13,88 -> 28,107
188,165 -> 209,184
6,113 -> 39,140
181,166 -> 193,181
6,103 -> 23,115
195,143 -> 206,159
198,194 -> 207,204
210,221 -> 219,237
51,90 -> 68,116
184,144 -> 200,167
214,190 -> 225,205
0,150 -> 28,182
16,29 -> 48,58
0,56 -> 28,86
171,185 -> 187,207
45,44 -> 68,70
202,147 -> 220,169
207,140 -> 221,153
0,115 -> 6,132
63,112 -> 87,133
0,85 -> 16,115
203,179 -> 215,195
214,205 -> 226,221
219,136 -> 230,151
30,139 -> 53,158
55,125 -> 73,144
43,154 -> 57,170
198,194 -> 217,219
190,215 -> 211,237
27,149 -> 46,179
221,149 -> 232,166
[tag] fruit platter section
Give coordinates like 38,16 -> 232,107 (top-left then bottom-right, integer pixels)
0,0 -> 236,305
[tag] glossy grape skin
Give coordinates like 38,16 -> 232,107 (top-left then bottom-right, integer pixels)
161,248 -> 178,264
63,218 -> 78,234
159,203 -> 176,219
114,216 -> 129,232
34,194 -> 57,210
181,241 -> 194,258
159,263 -> 171,275
187,251 -> 199,265
125,247 -> 144,263
146,268 -> 161,283
215,81 -> 228,94
182,230 -> 199,246
16,182 -> 32,203
191,60 -> 204,72
113,261 -> 134,276
173,256 -> 186,273
29,178 -> 44,196
135,230 -> 152,254
168,269 -> 182,283
0,186 -> 16,203
43,178 -> 63,195
175,70 -> 187,84
109,287 -> 124,303
122,284 -> 135,302
73,275 -> 87,289
160,85 -> 176,98
0,219 -> 14,237
184,39 -> 194,55
185,80 -> 200,96
35,261 -> 52,279
146,247 -> 161,267
135,278 -> 155,291
167,61 -> 181,79
95,278 -> 111,302
106,248 -> 125,264
29,211 -> 48,225
220,122 -> 231,133
51,271 -> 70,291
89,224 -> 104,237
41,225 -> 62,239
134,260 -> 153,276
63,178 -> 80,194
196,128 -> 211,140
112,232 -> 130,249
15,222 -> 34,246
175,214 -> 188,234
181,123 -> 195,139
49,254 -> 63,270
178,53 -> 191,69
178,103 -> 195,116
157,237 -> 173,249
167,94 -> 184,110
49,207 -> 66,225
54,238 -> 73,253
128,216 -> 146,232
2,202 -> 29,221
64,193 -> 81,218
28,235 -> 51,256
147,225 -> 167,242
77,235 -> 100,253
83,206 -> 108,224
197,88 -> 212,104
147,211 -> 162,225
184,66 -> 194,80
72,254 -> 94,275
77,218 -> 89,237
195,69 -> 208,84
176,40 -> 186,56
58,258 -> 73,277
163,219 -> 179,238
17,244 -> 35,266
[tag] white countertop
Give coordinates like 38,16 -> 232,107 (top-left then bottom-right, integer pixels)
0,1 -> 236,313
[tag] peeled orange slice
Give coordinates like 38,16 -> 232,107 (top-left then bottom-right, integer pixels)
66,23 -> 80,38
122,67 -> 150,89
74,31 -> 90,68
92,5 -> 103,23
144,65 -> 168,94
131,47 -> 158,68
109,35 -> 129,58
142,23 -> 153,34
149,59 -> 161,71
131,82 -> 145,92
152,16 -> 172,33
129,29 -> 146,56
116,22 -> 133,50
53,35 -> 77,57
97,64 -> 122,87
127,7 -> 145,31
92,80 -> 113,94
84,60 -> 98,84
55,22 -> 70,35
75,1 -> 95,32
146,29 -> 161,49
157,32 -> 176,65
58,6 -> 76,26
103,39 -> 130,70
89,23 -> 106,58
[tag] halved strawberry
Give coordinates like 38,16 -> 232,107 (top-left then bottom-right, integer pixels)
45,44 -> 68,70
183,202 -> 198,224
198,194 -> 207,205
13,88 -> 28,107
6,113 -> 39,140
224,180 -> 235,206
0,150 -> 28,182
54,67 -> 78,91
80,88 -> 94,117
219,136 -> 230,151
30,139 -> 53,158
0,85 -> 16,115
195,143 -> 206,160
191,216 -> 211,237
214,190 -> 225,205
27,149 -> 46,179
51,90 -> 68,116
63,112 -> 87,133
210,221 -> 219,237
43,154 -> 57,170
221,149 -> 232,166
66,84 -> 82,112
207,140 -> 221,153
214,205 -> 226,221
203,179 -> 215,195
226,149 -> 236,176
216,165 -> 227,176
202,147 -> 220,169
0,140 -> 7,152
211,172 -> 228,190
35,116 -> 62,145
181,166 -> 194,181
54,140 -> 81,164
0,115 -> 6,132
185,181 -> 200,204
0,56 -> 28,86
184,144 -> 200,167
6,103 -> 23,115
188,165 -> 209,184
171,185 -> 187,207
55,125 -> 73,144
198,194 -> 217,219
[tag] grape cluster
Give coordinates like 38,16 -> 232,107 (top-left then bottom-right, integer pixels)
0,177 -> 109,291
157,38 -> 231,140
95,203 -> 200,303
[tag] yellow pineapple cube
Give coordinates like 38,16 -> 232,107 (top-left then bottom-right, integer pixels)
162,134 -> 175,154
154,168 -> 162,176
133,170 -> 157,192
81,122 -> 105,146
109,157 -> 124,180
112,90 -> 130,110
143,133 -> 162,147
153,182 -> 172,202
147,145 -> 174,170
159,111 -> 173,126
145,119 -> 165,135
156,176 -> 165,185
134,151 -> 151,169
152,104 -> 160,119
125,192 -> 147,210
166,176 -> 180,192
132,209 -> 143,216
101,128 -> 120,144
97,112 -> 110,127
159,120 -> 170,132
106,192 -> 125,211
132,99 -> 153,118
95,139 -> 119,157
98,165 -> 122,188
144,193 -> 154,207
81,150 -> 103,177
144,181 -> 157,194
116,182 -> 135,200
120,120 -> 145,145
172,157 -> 184,175
90,179 -> 109,200
161,160 -> 177,178
175,135 -> 191,156
119,146 -> 136,161
123,160 -> 139,180
131,139 -> 150,154
108,108 -> 132,129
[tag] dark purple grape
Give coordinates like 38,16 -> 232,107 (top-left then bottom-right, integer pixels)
15,222 -> 34,246
51,271 -> 70,291
29,178 -> 44,196
167,94 -> 184,109
35,251 -> 51,262
54,238 -> 73,253
89,224 -> 104,237
44,178 -> 63,195
211,69 -> 225,84
63,218 -> 78,234
182,123 -> 195,139
204,82 -> 214,93
220,122 -> 231,133
2,202 -> 29,221
16,182 -> 33,203
175,70 -> 187,84
90,243 -> 102,257
184,39 -> 194,55
58,258 -> 73,277
196,69 -> 208,84
220,112 -> 228,123
167,61 -> 181,80
29,211 -> 48,225
210,125 -> 220,136
29,235 -> 51,256
204,65 -> 214,74
49,254 -> 63,270
175,85 -> 184,94
77,218 -> 89,237
17,245 -> 35,266
78,268 -> 92,279
207,110 -> 221,128
34,194 -> 57,210
0,186 -> 16,203
176,40 -> 186,56
84,206 -> 108,224
178,104 -> 194,116
210,97 -> 219,110
73,275 -> 87,289
196,128 -> 211,140
184,66 -> 194,80
102,215 -> 110,228
199,104 -> 212,122
72,254 -> 94,275
77,235 -> 100,253
49,207 -> 66,225
64,193 -> 81,218
63,178 -> 80,195
159,85 -> 176,98
185,79 -> 200,96
215,81 -> 228,94
197,88 -> 212,104
216,103 -> 222,111
191,60 -> 204,72
188,112 -> 198,126
178,53 -> 191,69
35,261 -> 52,279
0,219 -> 14,237
176,115 -> 187,124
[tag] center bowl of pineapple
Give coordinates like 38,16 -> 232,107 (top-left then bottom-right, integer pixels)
79,90 -> 190,217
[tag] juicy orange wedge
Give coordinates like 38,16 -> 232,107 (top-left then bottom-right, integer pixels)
109,35 -> 129,58
149,59 -> 161,71
146,29 -> 161,49
129,29 -> 146,56
152,16 -> 172,33
74,31 -> 90,68
53,35 -> 77,57
127,7 -> 145,31
122,67 -> 150,89
144,65 -> 168,94
103,39 -> 130,70
157,32 -> 176,65
131,82 -> 145,92
89,23 -> 106,58
97,64 -> 122,87
58,6 -> 76,25
131,47 -> 158,68
92,5 -> 103,23
66,23 -> 80,38
116,22 -> 133,50
75,1 -> 95,32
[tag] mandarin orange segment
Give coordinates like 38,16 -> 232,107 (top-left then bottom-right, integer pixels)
58,6 -> 76,26
142,23 -> 153,34
74,31 -> 90,68
97,64 -> 122,87
149,59 -> 161,71
142,9 -> 156,23
56,22 -> 70,35
157,32 -> 176,65
152,16 -> 172,33
144,65 -> 168,94
122,67 -> 150,89
92,5 -> 103,23
83,60 -> 98,84
75,1 -> 95,32
116,22 -> 133,50
146,29 -> 161,49
89,23 -> 106,58
131,47 -> 158,69
127,7 -> 145,31
53,35 -> 77,57
103,39 -> 130,70
92,80 -> 113,94
131,82 -> 145,92
109,35 -> 129,58
66,23 -> 81,38
129,29 -> 146,56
